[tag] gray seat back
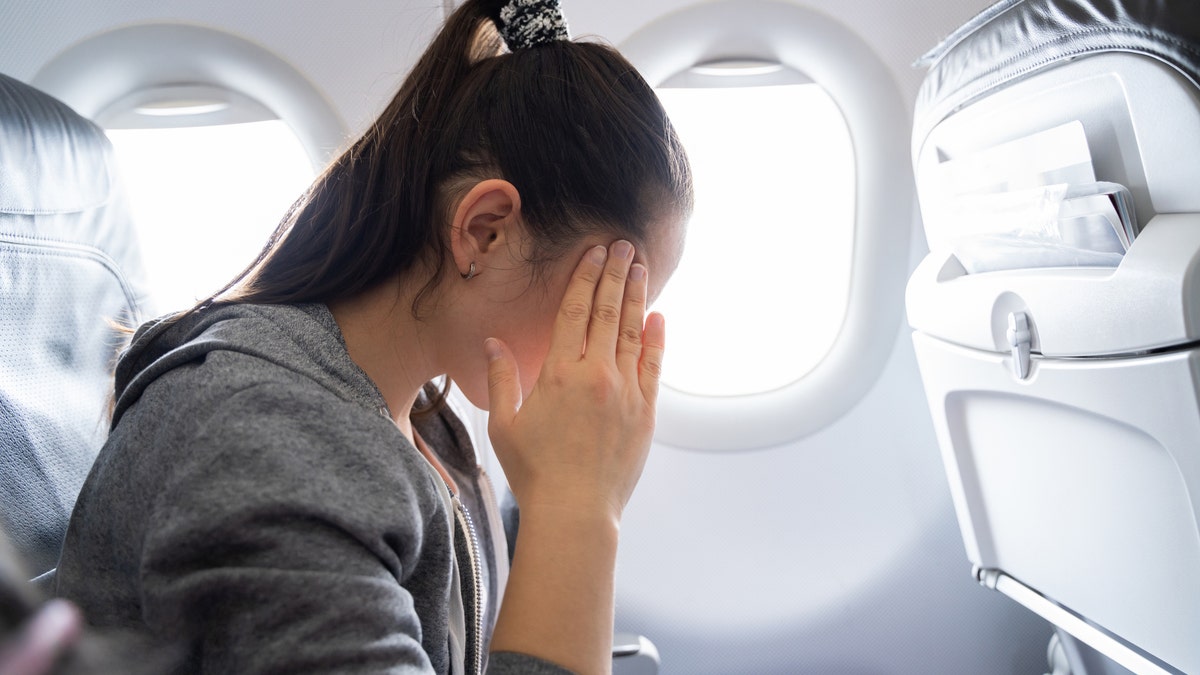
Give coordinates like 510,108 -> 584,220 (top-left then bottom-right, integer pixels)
0,72 -> 148,579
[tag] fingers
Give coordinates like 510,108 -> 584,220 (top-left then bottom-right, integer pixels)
615,263 -> 648,373
0,600 -> 82,675
545,245 -> 608,362
584,240 -> 634,360
485,338 -> 522,427
638,312 -> 666,406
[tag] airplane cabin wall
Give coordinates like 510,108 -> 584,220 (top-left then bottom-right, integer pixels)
0,1 -> 1055,672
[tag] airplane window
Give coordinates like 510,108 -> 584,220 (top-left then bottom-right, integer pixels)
621,1 -> 911,450
28,23 -> 345,314
653,67 -> 854,397
101,86 -> 315,312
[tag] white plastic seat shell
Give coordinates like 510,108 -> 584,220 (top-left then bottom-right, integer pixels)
906,1 -> 1200,673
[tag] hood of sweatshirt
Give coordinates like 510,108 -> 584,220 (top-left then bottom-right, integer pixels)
111,303 -> 386,429
110,302 -> 483,477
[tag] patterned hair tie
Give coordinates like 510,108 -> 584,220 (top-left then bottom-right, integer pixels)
498,0 -> 571,50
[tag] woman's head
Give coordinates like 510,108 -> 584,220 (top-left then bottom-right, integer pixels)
214,0 -> 692,407
226,0 -> 690,302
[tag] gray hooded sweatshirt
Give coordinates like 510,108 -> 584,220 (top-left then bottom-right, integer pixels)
55,303 -> 570,674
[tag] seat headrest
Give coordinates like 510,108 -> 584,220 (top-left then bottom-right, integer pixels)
0,73 -> 111,214
913,0 -> 1200,148
0,73 -> 144,276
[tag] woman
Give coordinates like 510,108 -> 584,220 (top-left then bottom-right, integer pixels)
54,0 -> 692,673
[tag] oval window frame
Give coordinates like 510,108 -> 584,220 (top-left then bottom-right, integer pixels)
31,23 -> 346,171
652,68 -> 856,397
621,0 -> 912,451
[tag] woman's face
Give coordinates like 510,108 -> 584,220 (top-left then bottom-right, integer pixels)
439,214 -> 686,411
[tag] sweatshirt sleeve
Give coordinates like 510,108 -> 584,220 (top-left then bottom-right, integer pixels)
137,385 -> 452,673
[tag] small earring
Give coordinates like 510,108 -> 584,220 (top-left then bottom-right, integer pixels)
462,262 -> 478,280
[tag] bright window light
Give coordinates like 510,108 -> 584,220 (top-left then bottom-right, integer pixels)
654,83 -> 855,397
106,120 -> 315,313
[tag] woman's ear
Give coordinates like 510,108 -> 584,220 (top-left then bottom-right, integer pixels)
448,179 -> 522,279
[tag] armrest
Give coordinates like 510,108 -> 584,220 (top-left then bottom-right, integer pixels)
613,632 -> 660,675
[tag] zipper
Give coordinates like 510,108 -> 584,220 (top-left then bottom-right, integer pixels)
449,487 -> 484,675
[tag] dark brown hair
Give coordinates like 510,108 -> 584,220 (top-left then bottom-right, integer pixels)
180,0 -> 693,410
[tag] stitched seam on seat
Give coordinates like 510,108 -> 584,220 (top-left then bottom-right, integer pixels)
0,234 -> 143,318
960,27 -> 1200,78
920,38 -> 1200,142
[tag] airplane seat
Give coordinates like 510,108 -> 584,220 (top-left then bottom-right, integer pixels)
0,72 -> 148,588
905,1 -> 1200,674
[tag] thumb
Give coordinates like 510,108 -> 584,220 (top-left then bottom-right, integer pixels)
484,337 -> 521,431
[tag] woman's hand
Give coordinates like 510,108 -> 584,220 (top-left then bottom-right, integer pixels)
484,239 -> 664,524
485,240 -> 664,673
0,600 -> 83,675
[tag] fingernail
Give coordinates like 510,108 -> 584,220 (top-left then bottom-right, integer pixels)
647,312 -> 665,332
629,264 -> 647,281
588,246 -> 607,265
484,338 -> 502,362
613,240 -> 633,259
